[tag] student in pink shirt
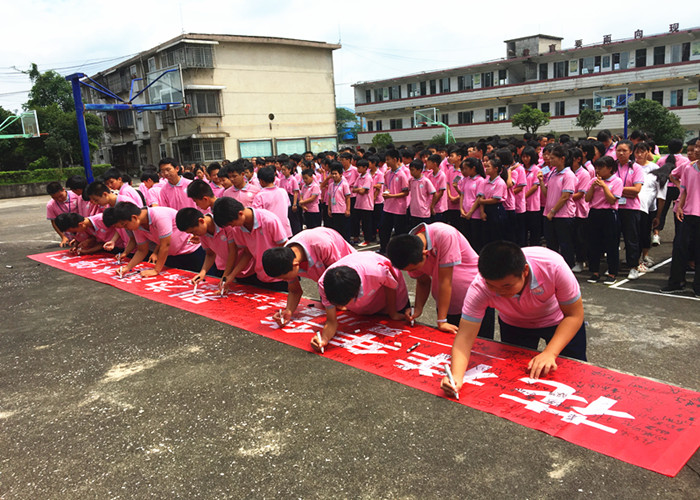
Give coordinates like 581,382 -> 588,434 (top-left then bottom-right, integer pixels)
457,157 -> 486,252
206,162 -> 226,198
212,197 -> 289,292
103,168 -> 144,207
311,252 -> 409,353
110,202 -> 203,277
175,207 -> 237,280
186,180 -> 219,214
387,222 -> 494,338
299,168 -> 322,229
280,161 -> 302,234
224,161 -> 260,208
54,212 -> 122,255
476,155 -> 507,245
262,227 -> 356,325
65,175 -> 100,217
496,149 -> 521,243
425,153 -> 447,222
443,147 -> 464,228
539,145 -> 576,267
520,147 -> 542,246
379,150 -> 409,254
507,153 -> 528,247
139,171 -> 162,207
615,140 -> 645,279
408,159 -> 436,228
570,148 -> 591,273
46,181 -> 80,246
327,162 -> 352,240
352,159 -> 375,246
584,156 -> 624,283
158,158 -> 198,211
252,166 -> 293,238
339,152 -> 361,244
441,241 -> 587,398
368,155 -> 385,243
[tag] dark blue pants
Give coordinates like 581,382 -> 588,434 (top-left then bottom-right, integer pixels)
618,209 -> 641,268
587,209 -> 619,275
544,217 -> 575,267
499,317 -> 587,361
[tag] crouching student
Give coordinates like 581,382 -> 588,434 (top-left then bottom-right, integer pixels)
46,181 -> 79,247
212,197 -> 289,292
54,212 -> 124,255
262,227 -> 356,326
175,207 -> 237,282
110,202 -> 204,277
441,241 -> 587,397
311,252 -> 410,353
387,222 -> 494,338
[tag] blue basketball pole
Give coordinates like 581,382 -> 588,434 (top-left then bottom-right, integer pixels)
66,73 -> 94,182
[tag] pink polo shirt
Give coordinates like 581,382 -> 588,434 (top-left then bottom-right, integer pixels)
409,223 -> 479,315
279,175 -> 300,196
159,178 -> 197,211
353,172 -> 375,211
252,186 -> 292,237
343,166 -> 359,198
328,178 -> 351,214
87,213 -> 122,246
523,165 -> 541,212
426,169 -> 447,214
225,182 -> 260,208
409,176 -> 436,218
680,162 -> 700,217
584,160 -> 595,178
134,207 -> 200,256
286,227 -> 356,282
209,181 -> 225,198
461,246 -> 581,329
659,154 -> 691,180
46,191 -> 79,220
573,167 -> 591,218
231,208 -> 288,282
199,215 -> 235,270
544,167 -> 576,218
586,174 -> 623,209
75,194 -> 98,217
512,165 -> 527,214
445,166 -> 463,210
478,176 -> 507,201
372,170 -> 385,205
318,252 -> 409,315
118,184 -> 143,207
300,180 -> 321,213
383,167 -> 409,215
458,175 -> 484,219
616,162 -> 644,211
539,166 -> 553,208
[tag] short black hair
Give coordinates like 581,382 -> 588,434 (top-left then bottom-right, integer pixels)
594,155 -> 617,174
323,266 -> 361,306
102,207 -> 118,227
175,207 -> 204,231
329,161 -> 343,175
212,197 -> 244,227
65,175 -> 87,191
159,157 -> 179,168
262,247 -> 295,277
356,158 -> 369,169
387,234 -> 424,269
384,149 -> 400,161
427,153 -> 442,165
85,181 -> 109,197
257,166 -> 276,184
102,167 -> 123,181
112,201 -> 142,221
187,179 -> 214,200
55,212 -> 84,232
478,241 -> 527,280
140,171 -> 159,183
46,181 -> 63,195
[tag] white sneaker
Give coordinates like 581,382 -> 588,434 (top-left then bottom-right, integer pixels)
651,234 -> 661,246
637,263 -> 649,273
627,268 -> 640,280
643,256 -> 654,267
571,262 -> 583,273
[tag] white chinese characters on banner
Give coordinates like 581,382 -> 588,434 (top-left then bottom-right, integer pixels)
329,332 -> 400,355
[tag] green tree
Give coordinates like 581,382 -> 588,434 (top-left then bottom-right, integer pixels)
574,108 -> 604,137
628,99 -> 686,145
336,107 -> 360,143
430,132 -> 455,145
511,104 -> 550,135
370,133 -> 394,149
25,63 -> 74,113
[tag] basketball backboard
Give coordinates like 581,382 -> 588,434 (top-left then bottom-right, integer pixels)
413,107 -> 438,126
20,110 -> 40,138
146,66 -> 184,106
593,88 -> 630,113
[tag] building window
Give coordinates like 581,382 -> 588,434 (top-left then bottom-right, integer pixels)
239,140 -> 272,158
367,121 -> 373,132
376,120 -> 382,131
497,69 -> 507,85
612,52 -> 629,70
670,90 -> 683,107
420,81 -> 427,95
497,107 -> 507,121
161,44 -> 213,69
429,80 -> 437,94
634,92 -> 646,101
602,55 -> 611,69
439,77 -> 450,93
457,111 -> 474,124
554,101 -> 566,116
579,56 -> 601,74
458,75 -> 473,91
539,63 -> 548,80
365,90 -> 372,103
389,85 -> 401,100
481,72 -> 494,88
485,109 -> 494,122
441,114 -> 449,125
579,99 -> 594,112
635,48 -> 647,68
541,103 -> 550,114
389,119 -> 403,129
553,61 -> 568,78
191,139 -> 224,162
159,143 -> 167,158
653,46 -> 665,65
670,43 -> 691,63
651,91 -> 663,104
374,89 -> 383,102
190,91 -> 220,116
407,83 -> 419,97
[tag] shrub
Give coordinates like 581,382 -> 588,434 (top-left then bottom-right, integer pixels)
0,164 -> 112,185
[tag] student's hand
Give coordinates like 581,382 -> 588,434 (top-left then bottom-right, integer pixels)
274,308 -> 292,326
480,211 -> 487,221
188,235 -> 200,245
388,310 -> 404,321
460,210 -> 467,218
546,211 -> 554,221
652,217 -> 660,229
310,332 -> 328,353
528,351 -> 558,379
60,236 -> 70,248
220,276 -> 232,292
140,269 -> 159,278
437,321 -> 459,334
103,241 -> 116,251
148,253 -> 158,264
292,205 -> 298,212
344,210 -> 350,217
676,207 -> 684,222
440,375 -> 461,397
115,265 -> 129,276
191,272 -> 206,285
537,172 -> 544,182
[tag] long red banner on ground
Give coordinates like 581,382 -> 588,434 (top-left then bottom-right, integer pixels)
28,250 -> 700,476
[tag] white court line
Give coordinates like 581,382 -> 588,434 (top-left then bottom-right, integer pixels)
609,286 -> 699,301
609,258 -> 672,289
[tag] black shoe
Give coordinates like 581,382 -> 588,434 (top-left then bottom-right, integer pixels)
659,285 -> 685,294
603,274 -> 617,285
587,274 -> 600,283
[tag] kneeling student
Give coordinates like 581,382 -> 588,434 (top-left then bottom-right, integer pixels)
311,252 -> 409,353
262,227 -> 355,326
441,241 -> 587,397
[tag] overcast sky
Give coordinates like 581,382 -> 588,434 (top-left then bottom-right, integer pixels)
1,0 -> 695,115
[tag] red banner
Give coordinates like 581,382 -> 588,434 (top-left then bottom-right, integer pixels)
29,250 -> 700,476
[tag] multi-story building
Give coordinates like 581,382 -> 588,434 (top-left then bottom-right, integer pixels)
86,33 -> 340,171
353,26 -> 700,145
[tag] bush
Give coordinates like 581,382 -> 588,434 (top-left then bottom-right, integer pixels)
28,156 -> 51,171
370,133 -> 394,149
0,164 -> 111,185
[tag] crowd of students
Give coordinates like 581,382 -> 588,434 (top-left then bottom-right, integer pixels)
42,129 -> 698,394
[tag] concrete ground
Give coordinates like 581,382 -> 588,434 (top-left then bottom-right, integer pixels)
0,195 -> 698,499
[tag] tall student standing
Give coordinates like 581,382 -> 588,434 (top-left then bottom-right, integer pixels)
615,140 -> 645,279
326,162 -> 352,239
457,157 -> 486,252
476,155 -> 507,245
521,146 -> 542,246
540,145 -> 576,268
379,150 -> 409,254
408,159 -> 436,228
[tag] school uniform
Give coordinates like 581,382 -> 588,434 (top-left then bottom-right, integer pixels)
667,162 -> 700,294
457,174 -> 485,252
224,182 -> 260,208
379,167 -> 410,253
118,184 -> 144,207
46,191 -> 79,221
572,166 -> 592,266
87,213 -> 123,248
479,176 -> 507,244
343,166 -> 361,240
444,165 -> 463,227
408,175 -> 436,228
286,227 -> 355,282
586,174 -> 624,276
353,172 -> 375,242
543,167 -> 577,267
616,161 -> 645,268
370,169 -> 385,242
425,169 -> 447,222
327,177 -> 351,240
279,175 -> 302,235
199,214 -> 236,275
523,165 -> 542,246
252,186 -> 293,238
300,180 -> 322,229
512,165 -> 528,247
159,177 -> 198,211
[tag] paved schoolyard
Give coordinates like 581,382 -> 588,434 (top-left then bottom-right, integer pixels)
0,195 -> 698,499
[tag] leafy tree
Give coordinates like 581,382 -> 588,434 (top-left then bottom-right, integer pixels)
25,63 -> 74,113
336,107 -> 360,142
370,133 -> 394,149
628,99 -> 686,145
511,104 -> 550,135
430,132 -> 455,145
574,108 -> 604,137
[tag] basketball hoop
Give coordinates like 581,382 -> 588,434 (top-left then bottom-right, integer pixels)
184,103 -> 191,116
419,121 -> 427,127
607,105 -> 612,113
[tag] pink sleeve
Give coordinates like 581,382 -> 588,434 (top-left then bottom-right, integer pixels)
554,264 -> 582,305
493,180 -> 506,199
269,214 -> 289,245
516,168 -> 527,187
437,230 -> 462,267
251,193 -> 264,209
632,166 -> 644,184
610,178 -> 624,197
377,262 -> 399,290
461,278 -> 490,322
562,173 -> 576,193
152,211 -> 173,239
46,201 -> 57,220
342,180 -> 351,197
